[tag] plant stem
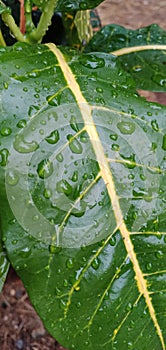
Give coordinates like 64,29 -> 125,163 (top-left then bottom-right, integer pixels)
25,0 -> 35,34
0,30 -> 6,46
2,12 -> 26,42
28,0 -> 57,43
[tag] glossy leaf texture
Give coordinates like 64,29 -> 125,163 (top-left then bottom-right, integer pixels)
33,0 -> 104,11
0,43 -> 166,350
85,24 -> 166,91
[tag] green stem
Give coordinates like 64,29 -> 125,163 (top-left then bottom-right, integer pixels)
0,29 -> 6,46
2,12 -> 26,43
25,0 -> 35,34
29,0 -> 57,43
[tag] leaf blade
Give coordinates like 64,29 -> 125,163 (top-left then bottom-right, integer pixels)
0,43 -> 166,349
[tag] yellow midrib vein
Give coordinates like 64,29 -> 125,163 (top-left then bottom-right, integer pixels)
46,43 -> 165,349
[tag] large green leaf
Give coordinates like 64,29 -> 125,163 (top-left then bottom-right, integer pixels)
33,0 -> 104,11
85,24 -> 166,91
0,43 -> 166,350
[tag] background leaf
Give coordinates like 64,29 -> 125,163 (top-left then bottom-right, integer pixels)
0,43 -> 166,350
33,0 -> 104,11
85,24 -> 166,91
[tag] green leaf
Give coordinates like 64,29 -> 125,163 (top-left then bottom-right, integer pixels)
0,43 -> 166,350
0,239 -> 9,292
85,24 -> 166,92
33,0 -> 104,11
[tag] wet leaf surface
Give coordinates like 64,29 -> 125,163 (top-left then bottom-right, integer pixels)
0,43 -> 166,350
85,24 -> 166,91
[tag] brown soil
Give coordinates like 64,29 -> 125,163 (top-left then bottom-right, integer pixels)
98,0 -> 166,29
0,1 -> 166,350
0,268 -> 67,350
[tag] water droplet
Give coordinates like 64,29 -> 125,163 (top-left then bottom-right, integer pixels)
56,153 -> 64,162
14,135 -> 38,153
109,236 -> 116,246
151,142 -> 157,151
70,116 -> 79,132
28,104 -> 40,118
47,94 -> 61,106
151,119 -> 159,131
17,119 -> 27,128
132,65 -> 142,72
152,74 -> 166,87
0,127 -> 12,136
76,301 -> 81,308
12,239 -> 18,245
111,144 -> 119,151
80,54 -> 105,69
96,87 -> 103,93
140,174 -> 146,181
126,303 -> 132,311
117,121 -> 135,135
128,173 -> 134,180
56,179 -> 72,196
91,257 -> 100,270
19,247 -> 31,258
66,258 -> 74,269
43,188 -> 52,199
121,153 -> 136,169
146,262 -> 152,271
6,171 -> 19,186
110,134 -> 118,141
27,71 -> 40,78
162,135 -> 166,151
37,159 -> 53,179
80,131 -> 88,143
0,148 -> 9,166
133,187 -> 148,198
23,87 -> 28,92
63,279 -> 68,287
3,82 -> 8,89
71,170 -> 78,182
111,90 -> 118,98
67,134 -> 83,154
156,250 -> 163,259
39,129 -> 44,135
45,130 -> 59,144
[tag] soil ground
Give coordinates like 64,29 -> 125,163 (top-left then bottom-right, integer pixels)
0,1 -> 166,349
98,0 -> 166,29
